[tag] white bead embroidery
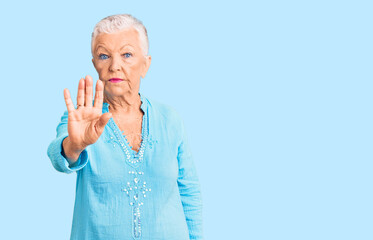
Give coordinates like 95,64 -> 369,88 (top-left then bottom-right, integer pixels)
107,98 -> 150,239
121,176 -> 151,239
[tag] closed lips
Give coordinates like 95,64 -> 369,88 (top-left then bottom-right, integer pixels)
109,78 -> 123,82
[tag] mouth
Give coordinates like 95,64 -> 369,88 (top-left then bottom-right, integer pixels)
109,78 -> 124,83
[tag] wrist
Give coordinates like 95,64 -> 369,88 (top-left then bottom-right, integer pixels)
62,136 -> 86,163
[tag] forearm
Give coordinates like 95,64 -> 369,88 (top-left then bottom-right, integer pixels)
179,179 -> 203,239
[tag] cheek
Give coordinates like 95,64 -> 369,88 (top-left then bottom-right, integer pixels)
127,61 -> 143,74
120,63 -> 134,75
95,63 -> 108,73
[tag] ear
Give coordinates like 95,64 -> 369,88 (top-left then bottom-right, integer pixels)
140,55 -> 152,79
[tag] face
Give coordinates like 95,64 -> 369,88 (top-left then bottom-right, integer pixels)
92,28 -> 151,98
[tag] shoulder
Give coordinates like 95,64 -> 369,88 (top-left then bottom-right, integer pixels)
147,97 -> 183,124
59,109 -> 69,124
146,97 -> 185,141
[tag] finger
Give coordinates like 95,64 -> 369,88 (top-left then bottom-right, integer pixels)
77,78 -> 85,107
93,79 -> 104,109
95,112 -> 112,135
85,75 -> 93,107
64,88 -> 75,113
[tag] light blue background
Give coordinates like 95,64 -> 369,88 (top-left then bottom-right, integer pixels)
0,0 -> 372,239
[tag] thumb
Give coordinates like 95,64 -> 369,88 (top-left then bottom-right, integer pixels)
95,112 -> 112,134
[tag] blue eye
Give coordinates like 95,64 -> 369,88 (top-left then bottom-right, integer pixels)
98,54 -> 109,60
123,53 -> 132,58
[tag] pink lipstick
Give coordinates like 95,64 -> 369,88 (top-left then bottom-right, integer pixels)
109,78 -> 123,83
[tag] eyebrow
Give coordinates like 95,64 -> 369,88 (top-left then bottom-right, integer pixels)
95,44 -> 107,52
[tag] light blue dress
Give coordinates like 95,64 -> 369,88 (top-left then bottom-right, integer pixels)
47,92 -> 203,240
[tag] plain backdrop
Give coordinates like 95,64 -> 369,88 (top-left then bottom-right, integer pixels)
0,0 -> 372,239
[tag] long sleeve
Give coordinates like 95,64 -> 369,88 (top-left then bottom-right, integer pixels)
47,110 -> 89,174
177,118 -> 203,240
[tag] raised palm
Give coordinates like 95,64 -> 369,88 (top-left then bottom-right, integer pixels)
63,75 -> 112,151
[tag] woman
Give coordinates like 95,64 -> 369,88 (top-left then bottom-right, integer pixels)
47,14 -> 203,240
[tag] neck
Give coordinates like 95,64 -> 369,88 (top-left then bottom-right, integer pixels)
104,92 -> 142,115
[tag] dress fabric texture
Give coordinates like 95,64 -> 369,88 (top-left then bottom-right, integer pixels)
47,92 -> 203,240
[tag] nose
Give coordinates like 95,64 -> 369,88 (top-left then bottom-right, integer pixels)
109,55 -> 122,72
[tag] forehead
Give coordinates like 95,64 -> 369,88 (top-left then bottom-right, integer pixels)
93,28 -> 141,51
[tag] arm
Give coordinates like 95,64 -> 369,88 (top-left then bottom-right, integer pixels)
47,76 -> 110,174
47,110 -> 89,174
177,118 -> 204,240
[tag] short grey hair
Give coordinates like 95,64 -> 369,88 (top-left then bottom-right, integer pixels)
91,14 -> 149,56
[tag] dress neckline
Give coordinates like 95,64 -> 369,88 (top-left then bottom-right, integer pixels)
104,92 -> 149,165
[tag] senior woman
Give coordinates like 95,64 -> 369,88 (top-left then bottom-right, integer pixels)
47,14 -> 203,240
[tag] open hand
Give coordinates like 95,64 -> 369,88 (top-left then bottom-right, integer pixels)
63,75 -> 112,152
